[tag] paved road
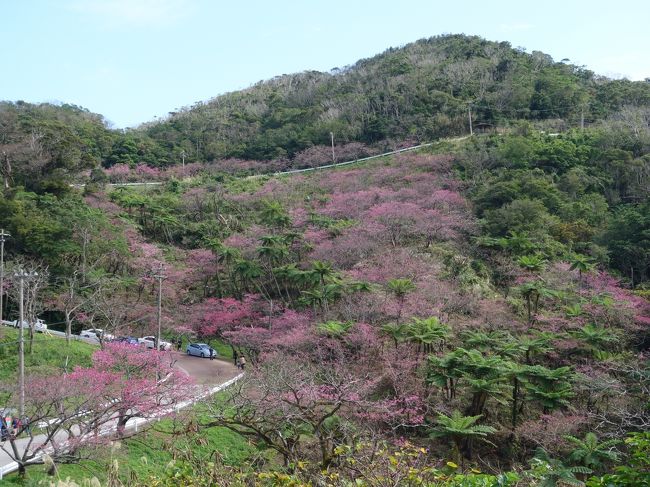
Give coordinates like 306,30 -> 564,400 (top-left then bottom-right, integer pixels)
1,320 -> 239,386
173,352 -> 239,385
69,135 -> 472,189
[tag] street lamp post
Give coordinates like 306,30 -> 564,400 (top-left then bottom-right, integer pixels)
0,229 -> 10,323
152,263 -> 167,351
14,269 -> 37,417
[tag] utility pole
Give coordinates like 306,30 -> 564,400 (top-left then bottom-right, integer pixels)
15,269 -> 36,417
0,229 -> 10,323
580,106 -> 585,131
330,132 -> 335,162
153,263 -> 166,351
468,105 -> 473,136
2,151 -> 10,189
181,150 -> 186,170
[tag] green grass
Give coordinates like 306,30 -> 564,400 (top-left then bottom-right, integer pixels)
0,328 -> 95,379
206,338 -> 235,359
4,407 -> 254,485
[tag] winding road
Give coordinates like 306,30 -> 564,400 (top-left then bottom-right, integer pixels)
0,326 -> 241,479
70,136 -> 471,189
173,351 -> 240,384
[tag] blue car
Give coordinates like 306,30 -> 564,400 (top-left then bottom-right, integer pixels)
186,343 -> 217,358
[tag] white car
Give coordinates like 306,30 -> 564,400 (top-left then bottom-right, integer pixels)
138,335 -> 172,351
11,319 -> 47,332
80,328 -> 114,342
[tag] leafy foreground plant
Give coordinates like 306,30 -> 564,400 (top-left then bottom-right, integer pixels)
586,432 -> 650,487
28,433 -> 650,486
36,442 -> 523,487
528,448 -> 592,487
565,432 -> 620,472
428,411 -> 496,466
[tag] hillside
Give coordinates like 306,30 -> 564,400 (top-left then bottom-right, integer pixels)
0,101 -> 173,193
0,33 -> 649,485
7,146 -> 648,485
141,34 -> 650,164
2,34 -> 650,187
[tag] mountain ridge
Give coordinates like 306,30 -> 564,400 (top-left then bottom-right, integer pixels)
1,33 -> 649,189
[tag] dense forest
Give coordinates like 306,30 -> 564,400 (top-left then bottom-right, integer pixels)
0,34 -> 649,485
3,35 -> 650,177
140,34 -> 650,163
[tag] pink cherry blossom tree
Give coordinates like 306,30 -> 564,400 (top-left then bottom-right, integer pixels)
205,352 -> 367,469
0,342 -> 190,476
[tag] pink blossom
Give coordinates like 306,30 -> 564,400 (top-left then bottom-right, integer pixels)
135,164 -> 162,179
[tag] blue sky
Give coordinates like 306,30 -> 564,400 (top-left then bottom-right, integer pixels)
1,0 -> 648,128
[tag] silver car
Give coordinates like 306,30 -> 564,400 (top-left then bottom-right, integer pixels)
80,328 -> 114,342
139,335 -> 173,351
186,343 -> 216,358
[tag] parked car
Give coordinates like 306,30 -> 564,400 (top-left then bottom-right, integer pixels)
138,336 -> 172,351
113,336 -> 140,345
80,328 -> 114,342
10,319 -> 47,332
186,343 -> 217,358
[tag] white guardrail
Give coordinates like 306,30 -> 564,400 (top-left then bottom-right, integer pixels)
70,138 -> 456,189
269,142 -> 436,176
0,373 -> 244,479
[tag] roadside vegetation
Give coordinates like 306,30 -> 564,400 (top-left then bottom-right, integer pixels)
2,414 -> 253,486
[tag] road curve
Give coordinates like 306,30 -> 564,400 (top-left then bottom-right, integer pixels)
0,328 -> 241,479
173,351 -> 239,385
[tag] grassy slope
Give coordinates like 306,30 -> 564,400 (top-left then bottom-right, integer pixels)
4,410 -> 253,485
0,327 -> 95,379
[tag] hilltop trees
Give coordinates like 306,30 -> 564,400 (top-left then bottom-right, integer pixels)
0,102 -> 113,188
140,34 -> 650,165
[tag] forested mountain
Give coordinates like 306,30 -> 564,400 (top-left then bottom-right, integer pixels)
3,34 -> 650,180
1,34 -> 649,286
141,34 -> 650,163
0,101 -> 171,190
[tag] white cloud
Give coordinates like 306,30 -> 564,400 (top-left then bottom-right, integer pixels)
67,0 -> 193,28
498,22 -> 534,32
